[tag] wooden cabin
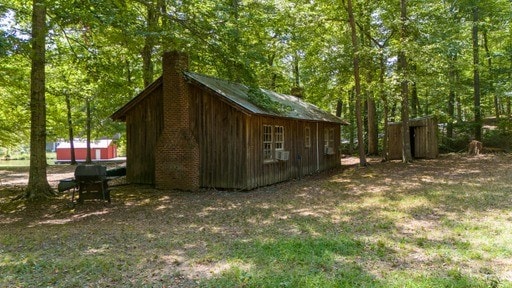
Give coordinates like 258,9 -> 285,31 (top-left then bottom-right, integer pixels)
111,51 -> 346,190
56,139 -> 117,163
387,116 -> 439,160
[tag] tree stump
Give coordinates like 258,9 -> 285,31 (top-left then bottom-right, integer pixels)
468,140 -> 483,156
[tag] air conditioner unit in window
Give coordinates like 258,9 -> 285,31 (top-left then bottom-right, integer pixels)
324,147 -> 335,155
275,150 -> 290,161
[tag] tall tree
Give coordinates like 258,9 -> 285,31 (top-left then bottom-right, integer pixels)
399,0 -> 413,162
26,0 -> 52,199
141,0 -> 159,87
64,90 -> 77,165
472,5 -> 482,141
345,0 -> 367,166
482,29 -> 498,119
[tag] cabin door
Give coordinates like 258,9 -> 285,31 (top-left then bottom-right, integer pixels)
95,149 -> 101,160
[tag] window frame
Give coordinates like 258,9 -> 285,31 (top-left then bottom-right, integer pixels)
263,124 -> 285,162
304,126 -> 311,148
274,126 -> 284,151
263,125 -> 273,161
324,127 -> 335,154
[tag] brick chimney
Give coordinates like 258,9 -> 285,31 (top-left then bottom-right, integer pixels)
154,51 -> 199,190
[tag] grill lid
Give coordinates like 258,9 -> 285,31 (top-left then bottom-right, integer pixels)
75,165 -> 107,181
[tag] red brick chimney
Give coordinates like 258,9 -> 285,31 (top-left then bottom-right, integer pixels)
155,51 -> 199,190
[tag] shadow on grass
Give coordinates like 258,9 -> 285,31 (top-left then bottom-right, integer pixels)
2,154 -> 512,287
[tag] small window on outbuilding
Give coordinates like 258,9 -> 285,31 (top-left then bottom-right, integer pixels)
324,128 -> 334,149
305,126 -> 311,148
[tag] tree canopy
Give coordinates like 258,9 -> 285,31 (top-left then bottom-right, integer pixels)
1,0 -> 511,161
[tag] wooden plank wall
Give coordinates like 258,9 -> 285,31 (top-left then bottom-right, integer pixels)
190,83 -> 341,190
387,124 -> 403,160
122,79 -> 342,189
125,86 -> 163,184
387,117 -> 438,160
190,85 -> 247,189
245,117 -> 340,190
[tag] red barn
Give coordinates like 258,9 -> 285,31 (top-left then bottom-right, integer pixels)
56,139 -> 117,162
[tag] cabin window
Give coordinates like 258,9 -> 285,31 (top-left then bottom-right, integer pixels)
263,125 -> 273,160
263,125 -> 285,161
275,126 -> 284,150
324,128 -> 334,149
305,126 -> 311,148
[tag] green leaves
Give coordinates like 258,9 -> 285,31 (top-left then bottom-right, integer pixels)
247,87 -> 292,115
0,0 -> 511,153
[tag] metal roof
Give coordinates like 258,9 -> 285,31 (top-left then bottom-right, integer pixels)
185,72 -> 345,124
111,71 -> 346,124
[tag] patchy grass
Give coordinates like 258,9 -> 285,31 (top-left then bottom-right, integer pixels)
1,154 -> 512,287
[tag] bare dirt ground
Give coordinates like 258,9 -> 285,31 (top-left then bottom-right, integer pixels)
0,162 -> 124,187
0,154 -> 506,222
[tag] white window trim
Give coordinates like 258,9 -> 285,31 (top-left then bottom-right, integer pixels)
263,125 -> 285,163
263,125 -> 273,161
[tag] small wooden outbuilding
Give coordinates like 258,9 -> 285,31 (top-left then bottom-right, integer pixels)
111,51 -> 346,190
387,116 -> 439,160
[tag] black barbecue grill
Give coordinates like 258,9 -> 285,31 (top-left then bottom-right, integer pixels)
74,165 -> 110,204
73,165 -> 110,204
58,165 -> 126,206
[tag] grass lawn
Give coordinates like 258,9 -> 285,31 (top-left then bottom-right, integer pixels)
1,154 -> 512,287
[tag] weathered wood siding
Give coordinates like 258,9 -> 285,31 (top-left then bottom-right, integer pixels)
189,83 -> 341,190
387,123 -> 403,160
245,117 -> 340,190
387,117 -> 438,160
189,85 -> 247,189
413,117 -> 438,158
125,86 -> 163,184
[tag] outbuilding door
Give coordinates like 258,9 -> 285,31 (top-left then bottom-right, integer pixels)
95,149 -> 101,160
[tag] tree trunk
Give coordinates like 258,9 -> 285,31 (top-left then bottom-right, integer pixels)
447,89 -> 455,139
380,54 -> 389,161
85,98 -> 92,164
345,0 -> 367,166
348,89 -> 355,155
26,0 -> 53,200
336,99 -> 343,118
483,29 -> 498,119
472,6 -> 482,141
410,64 -> 420,118
142,1 -> 158,87
268,53 -> 277,90
65,91 -> 77,165
399,0 -> 412,163
229,0 -> 242,82
509,57 -> 512,119
447,54 -> 457,139
364,31 -> 378,156
293,51 -> 300,87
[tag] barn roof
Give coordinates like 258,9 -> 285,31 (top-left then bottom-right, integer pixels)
57,139 -> 113,149
111,71 -> 346,124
